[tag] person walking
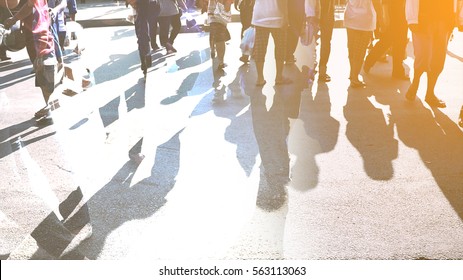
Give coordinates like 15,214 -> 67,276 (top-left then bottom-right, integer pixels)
252,0 -> 291,86
404,0 -> 461,108
285,0 -> 305,65
127,0 -> 161,75
234,0 -> 255,64
158,0 -> 187,55
364,0 -> 409,80
344,0 -> 377,88
318,0 -> 335,82
208,0 -> 233,69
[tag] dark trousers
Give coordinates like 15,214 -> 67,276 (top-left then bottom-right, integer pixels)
286,0 -> 305,60
158,13 -> 182,47
319,0 -> 335,74
135,1 -> 160,66
365,0 -> 408,74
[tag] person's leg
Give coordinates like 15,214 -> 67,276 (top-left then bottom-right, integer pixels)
157,16 -> 170,48
319,0 -> 335,81
272,27 -> 290,83
390,1 -> 409,79
148,0 -> 161,51
239,3 -> 254,62
254,26 -> 270,86
424,22 -> 451,107
135,3 -> 151,74
168,13 -> 182,47
348,29 -> 371,87
364,33 -> 392,73
285,0 -> 304,64
406,29 -> 431,100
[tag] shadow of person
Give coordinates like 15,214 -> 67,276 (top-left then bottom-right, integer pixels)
392,101 -> 463,220
74,130 -> 183,259
0,118 -> 54,160
251,84 -> 302,211
290,81 -> 341,191
343,87 -> 398,181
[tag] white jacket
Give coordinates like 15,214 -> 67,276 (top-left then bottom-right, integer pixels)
251,0 -> 288,28
406,0 -> 463,26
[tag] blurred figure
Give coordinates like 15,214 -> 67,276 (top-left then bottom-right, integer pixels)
158,0 -> 187,55
285,0 -> 305,65
252,0 -> 290,86
344,0 -> 377,88
4,0 -> 64,119
404,0 -> 461,108
364,0 -> 409,80
208,0 -> 233,69
127,0 -> 161,76
318,0 -> 335,82
67,0 -> 77,21
234,0 -> 255,64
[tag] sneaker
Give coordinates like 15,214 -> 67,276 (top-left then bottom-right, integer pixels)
239,55 -> 249,64
34,106 -> 51,119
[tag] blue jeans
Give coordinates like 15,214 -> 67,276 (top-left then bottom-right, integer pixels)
135,0 -> 160,67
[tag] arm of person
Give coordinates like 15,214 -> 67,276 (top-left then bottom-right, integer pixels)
3,0 -> 32,28
50,0 -> 68,21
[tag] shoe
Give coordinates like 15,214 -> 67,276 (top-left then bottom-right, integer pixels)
34,107 -> 51,119
425,95 -> 446,108
350,80 -> 366,88
0,55 -> 11,61
239,55 -> 249,64
318,73 -> 331,82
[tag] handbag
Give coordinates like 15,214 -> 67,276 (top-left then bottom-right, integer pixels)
240,26 -> 255,56
300,19 -> 318,46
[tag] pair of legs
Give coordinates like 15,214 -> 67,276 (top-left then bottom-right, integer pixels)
285,0 -> 305,64
209,22 -> 230,69
238,0 -> 254,63
135,0 -> 160,74
318,0 -> 335,82
346,28 -> 372,88
364,0 -> 408,78
405,22 -> 452,108
158,12 -> 182,53
253,26 -> 289,86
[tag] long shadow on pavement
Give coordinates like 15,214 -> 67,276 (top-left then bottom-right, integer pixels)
77,130 -> 182,259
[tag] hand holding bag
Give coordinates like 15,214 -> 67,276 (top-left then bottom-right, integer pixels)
240,26 -> 255,56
